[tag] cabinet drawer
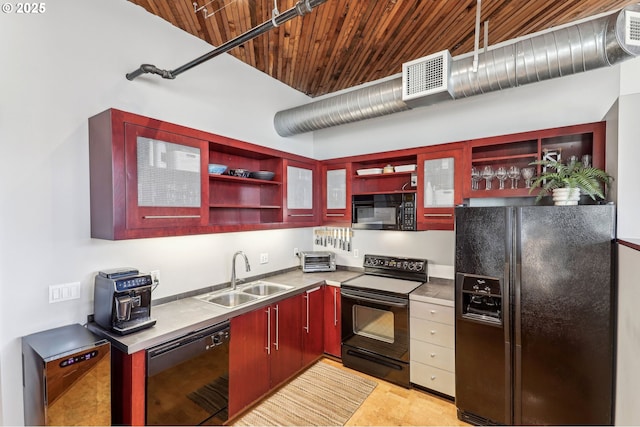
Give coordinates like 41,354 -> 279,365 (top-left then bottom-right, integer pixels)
410,361 -> 455,397
410,339 -> 455,372
410,301 -> 454,325
410,318 -> 454,348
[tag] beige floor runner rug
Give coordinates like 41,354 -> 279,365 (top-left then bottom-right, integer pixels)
233,361 -> 377,426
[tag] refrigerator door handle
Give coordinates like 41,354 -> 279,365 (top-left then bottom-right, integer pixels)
512,206 -> 522,424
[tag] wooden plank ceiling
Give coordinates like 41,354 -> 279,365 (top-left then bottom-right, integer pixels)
128,0 -> 638,97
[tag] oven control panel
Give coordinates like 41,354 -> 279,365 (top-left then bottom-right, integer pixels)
363,254 -> 427,280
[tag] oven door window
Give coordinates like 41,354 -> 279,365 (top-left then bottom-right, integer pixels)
353,305 -> 394,343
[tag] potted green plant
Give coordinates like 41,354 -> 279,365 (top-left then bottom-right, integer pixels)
528,159 -> 613,205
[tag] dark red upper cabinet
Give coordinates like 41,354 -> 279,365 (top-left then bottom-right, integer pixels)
89,109 -> 209,240
417,143 -> 464,231
463,122 -> 605,199
90,109 -> 606,239
283,158 -> 320,226
89,108 -> 319,239
321,162 -> 352,224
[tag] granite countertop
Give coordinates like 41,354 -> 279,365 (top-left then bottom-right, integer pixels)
410,277 -> 454,307
88,268 -> 362,354
88,268 -> 455,354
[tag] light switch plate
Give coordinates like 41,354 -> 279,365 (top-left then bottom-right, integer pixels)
49,282 -> 81,303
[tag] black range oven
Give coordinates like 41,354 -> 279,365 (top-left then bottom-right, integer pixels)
341,254 -> 427,388
352,193 -> 417,231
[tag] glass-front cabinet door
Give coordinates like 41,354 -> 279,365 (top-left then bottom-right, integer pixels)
322,163 -> 352,224
284,159 -> 318,224
417,144 -> 463,230
124,124 -> 208,229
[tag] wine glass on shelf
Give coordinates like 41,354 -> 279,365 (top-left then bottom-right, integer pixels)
521,167 -> 535,188
471,167 -> 480,191
481,166 -> 495,191
507,166 -> 520,189
495,167 -> 508,190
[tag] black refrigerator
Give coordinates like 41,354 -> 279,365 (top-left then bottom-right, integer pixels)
454,204 -> 616,425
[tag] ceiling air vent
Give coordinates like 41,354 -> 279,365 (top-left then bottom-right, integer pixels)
402,50 -> 454,108
626,10 -> 640,46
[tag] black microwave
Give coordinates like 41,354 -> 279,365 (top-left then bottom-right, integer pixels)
352,193 -> 416,231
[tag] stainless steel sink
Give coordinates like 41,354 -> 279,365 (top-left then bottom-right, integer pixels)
200,292 -> 259,308
195,281 -> 293,308
241,281 -> 293,296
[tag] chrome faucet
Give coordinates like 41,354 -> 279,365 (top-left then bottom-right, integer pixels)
231,251 -> 251,290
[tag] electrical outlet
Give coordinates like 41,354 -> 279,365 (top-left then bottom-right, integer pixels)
294,247 -> 299,257
260,253 -> 269,264
354,249 -> 359,258
150,270 -> 160,286
49,282 -> 81,303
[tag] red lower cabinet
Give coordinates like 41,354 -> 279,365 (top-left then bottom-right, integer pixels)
111,348 -> 146,426
302,286 -> 324,366
229,307 -> 270,417
229,294 -> 302,417
269,295 -> 303,386
323,285 -> 342,357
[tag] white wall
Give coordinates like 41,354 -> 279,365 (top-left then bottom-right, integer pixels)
615,94 -> 640,238
0,1 -> 316,425
615,55 -> 640,239
616,245 -> 640,425
620,53 -> 640,97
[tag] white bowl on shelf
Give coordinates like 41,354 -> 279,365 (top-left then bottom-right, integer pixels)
356,168 -> 384,175
394,164 -> 417,173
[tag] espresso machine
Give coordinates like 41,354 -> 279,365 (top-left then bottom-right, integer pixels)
94,268 -> 156,335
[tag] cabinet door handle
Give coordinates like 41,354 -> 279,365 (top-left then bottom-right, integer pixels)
274,305 -> 279,351
430,310 -> 437,314
431,375 -> 437,380
326,213 -> 345,217
430,330 -> 436,335
303,287 -> 321,333
265,307 -> 271,355
304,294 -> 309,333
143,215 -> 201,219
423,213 -> 453,218
288,214 -> 314,217
430,353 -> 436,358
333,287 -> 338,326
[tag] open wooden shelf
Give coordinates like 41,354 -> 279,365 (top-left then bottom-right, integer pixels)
209,174 -> 281,185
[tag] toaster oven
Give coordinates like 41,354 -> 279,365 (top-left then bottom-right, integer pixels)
299,251 -> 336,273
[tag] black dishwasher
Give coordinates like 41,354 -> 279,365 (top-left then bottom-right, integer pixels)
146,321 -> 230,425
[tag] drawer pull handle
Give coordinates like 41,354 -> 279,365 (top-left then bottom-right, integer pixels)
430,330 -> 436,335
430,353 -> 436,358
423,213 -> 453,217
430,310 -> 436,314
326,213 -> 345,217
431,375 -> 437,380
143,215 -> 201,219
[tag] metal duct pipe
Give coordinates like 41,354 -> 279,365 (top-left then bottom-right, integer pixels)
126,0 -> 327,81
274,4 -> 640,136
